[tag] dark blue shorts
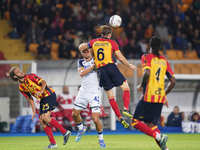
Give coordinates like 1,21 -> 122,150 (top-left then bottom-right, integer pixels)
133,100 -> 163,125
98,63 -> 126,91
40,92 -> 56,115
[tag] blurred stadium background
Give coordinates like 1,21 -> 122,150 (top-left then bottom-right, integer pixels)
0,0 -> 200,133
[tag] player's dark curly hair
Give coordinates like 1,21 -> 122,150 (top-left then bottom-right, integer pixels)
100,25 -> 112,36
7,67 -> 18,82
149,36 -> 162,58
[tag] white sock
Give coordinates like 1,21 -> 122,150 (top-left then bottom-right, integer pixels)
97,130 -> 103,140
155,132 -> 161,141
77,122 -> 83,131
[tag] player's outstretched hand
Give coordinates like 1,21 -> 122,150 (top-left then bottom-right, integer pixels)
137,84 -> 143,92
129,64 -> 137,71
164,96 -> 169,108
31,112 -> 36,121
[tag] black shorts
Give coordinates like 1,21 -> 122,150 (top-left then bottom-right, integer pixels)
98,63 -> 126,91
40,92 -> 56,115
133,100 -> 163,125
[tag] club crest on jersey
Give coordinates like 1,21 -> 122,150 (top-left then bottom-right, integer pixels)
84,65 -> 90,69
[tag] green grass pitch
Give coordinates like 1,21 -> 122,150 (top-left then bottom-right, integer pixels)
0,133 -> 200,150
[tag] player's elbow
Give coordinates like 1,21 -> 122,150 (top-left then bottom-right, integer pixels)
79,72 -> 84,77
169,77 -> 176,87
144,69 -> 150,77
79,74 -> 84,77
171,77 -> 176,86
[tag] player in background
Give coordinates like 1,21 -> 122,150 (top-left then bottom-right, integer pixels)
79,25 -> 137,128
57,86 -> 76,130
131,36 -> 176,150
72,48 -> 106,148
7,68 -> 71,149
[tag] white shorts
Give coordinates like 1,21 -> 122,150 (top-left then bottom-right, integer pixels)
73,90 -> 101,113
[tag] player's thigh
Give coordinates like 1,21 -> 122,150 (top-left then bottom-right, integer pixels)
106,63 -> 126,87
133,100 -> 150,122
72,109 -> 82,117
73,90 -> 88,110
133,100 -> 163,124
89,92 -> 101,113
98,66 -> 114,91
40,93 -> 56,115
147,103 -> 163,124
119,80 -> 130,90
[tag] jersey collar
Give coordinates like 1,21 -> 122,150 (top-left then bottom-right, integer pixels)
85,57 -> 93,62
101,36 -> 108,39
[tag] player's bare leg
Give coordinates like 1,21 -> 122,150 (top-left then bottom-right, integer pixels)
40,114 -> 58,149
120,81 -> 132,119
72,109 -> 86,142
106,89 -> 129,128
92,112 -> 106,148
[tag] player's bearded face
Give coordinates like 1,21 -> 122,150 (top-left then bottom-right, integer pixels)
14,68 -> 25,80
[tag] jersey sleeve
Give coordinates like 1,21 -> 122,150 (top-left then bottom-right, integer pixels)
77,59 -> 84,69
112,41 -> 120,53
87,39 -> 95,48
19,87 -> 31,99
166,61 -> 175,79
141,54 -> 151,70
28,73 -> 43,85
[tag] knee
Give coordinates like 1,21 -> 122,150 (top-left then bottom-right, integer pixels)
147,122 -> 155,128
39,118 -> 43,124
131,118 -> 138,127
43,116 -> 49,123
72,111 -> 78,118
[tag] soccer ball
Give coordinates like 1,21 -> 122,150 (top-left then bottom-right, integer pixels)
109,15 -> 122,28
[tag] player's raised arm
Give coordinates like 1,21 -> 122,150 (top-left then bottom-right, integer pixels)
115,51 -> 137,71
79,43 -> 89,51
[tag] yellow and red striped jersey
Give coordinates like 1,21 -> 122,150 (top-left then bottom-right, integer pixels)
87,37 -> 118,68
141,53 -> 174,103
19,74 -> 55,100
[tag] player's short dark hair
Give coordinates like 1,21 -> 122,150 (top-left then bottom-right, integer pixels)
8,67 -> 18,82
174,106 -> 179,109
149,36 -> 162,58
100,25 -> 112,36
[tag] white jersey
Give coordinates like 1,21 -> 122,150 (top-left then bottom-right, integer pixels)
78,58 -> 101,93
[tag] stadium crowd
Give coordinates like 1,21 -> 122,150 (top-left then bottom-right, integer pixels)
1,0 -> 200,59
